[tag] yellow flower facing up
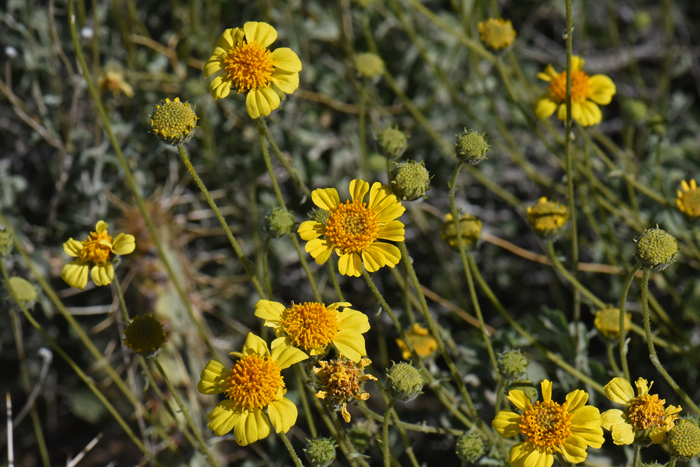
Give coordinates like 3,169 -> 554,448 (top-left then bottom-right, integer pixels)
535,56 -> 616,127
312,357 -> 377,423
61,221 -> 135,289
204,22 -> 302,119
676,179 -> 700,218
492,380 -> 604,467
601,377 -> 682,445
478,18 -> 517,50
298,179 -> 405,277
197,333 -> 308,445
254,300 -> 370,362
395,323 -> 438,360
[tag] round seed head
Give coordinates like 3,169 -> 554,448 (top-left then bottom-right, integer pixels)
456,129 -> 490,165
390,160 -> 431,201
378,126 -> 408,159
304,437 -> 338,467
264,207 -> 296,238
634,227 -> 679,271
150,97 -> 198,146
123,314 -> 167,357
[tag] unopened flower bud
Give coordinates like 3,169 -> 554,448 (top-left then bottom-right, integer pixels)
386,362 -> 424,402
264,207 -> 296,238
378,126 -> 408,159
5,277 -> 37,308
497,350 -> 528,380
634,227 -> 678,271
527,197 -> 568,238
440,213 -> 482,251
390,160 -> 431,201
304,437 -> 338,467
455,433 -> 486,463
594,307 -> 630,340
354,52 -> 384,79
456,129 -> 490,165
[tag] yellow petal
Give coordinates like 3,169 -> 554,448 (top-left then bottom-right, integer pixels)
234,408 -> 270,446
365,242 -> 401,269
203,56 -> 223,78
312,188 -> 341,211
271,345 -> 308,369
634,377 -> 650,396
246,89 -> 269,119
240,332 -> 269,356
507,390 -> 532,412
570,405 -> 601,429
111,233 -> 135,255
337,308 -> 370,334
349,179 -> 370,204
691,179 -> 697,189
95,220 -> 109,232
271,48 -> 302,73
254,300 -> 286,322
369,182 -> 405,222
649,427 -> 668,444
600,409 -> 626,430
268,397 -> 298,433
561,435 -> 588,464
492,410 -> 521,438
243,22 -> 278,49
63,238 -> 83,257
258,86 -> 281,116
537,65 -> 558,82
611,422 -> 635,445
509,442 -> 534,467
572,56 -> 585,71
209,76 -> 231,100
575,101 -> 602,127
61,261 -> 89,289
362,246 -> 386,273
298,220 -> 324,241
682,180 -> 690,192
338,252 -> 362,277
571,425 -> 605,449
535,96 -> 558,120
215,28 -> 244,51
377,220 -> 405,242
271,70 -> 300,95
524,447 -> 551,467
565,389 -> 589,413
333,331 -> 367,362
206,400 -> 241,436
588,75 -> 616,105
91,263 -> 114,286
305,238 -> 333,265
197,360 -> 230,394
270,336 -> 288,348
604,378 -> 634,404
541,380 -> 552,401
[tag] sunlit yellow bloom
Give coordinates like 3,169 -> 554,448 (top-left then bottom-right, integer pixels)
298,179 -> 405,277
535,56 -> 616,127
312,357 -> 377,423
594,307 -> 631,340
676,179 -> 700,218
395,323 -> 438,360
527,197 -> 568,238
492,380 -> 604,467
601,377 -> 682,445
255,300 -> 370,362
204,22 -> 302,119
61,221 -> 135,289
197,333 -> 308,445
478,18 -> 517,50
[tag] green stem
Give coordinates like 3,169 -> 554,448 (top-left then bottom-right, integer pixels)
357,404 -> 463,435
278,431 -> 305,467
113,278 -> 130,322
641,270 -> 700,415
383,398 -> 396,467
262,235 -> 273,299
556,452 -> 570,467
632,443 -> 642,467
669,457 -> 678,467
259,118 -> 311,198
328,257 -> 346,302
359,84 -> 370,180
606,343 -> 622,378
178,144 -> 267,300
291,235 -> 322,302
328,409 -> 371,467
618,264 -> 640,382
294,364 -> 317,438
546,242 -> 606,309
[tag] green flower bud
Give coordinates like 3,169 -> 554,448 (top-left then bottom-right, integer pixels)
668,419 -> 700,460
304,437 -> 338,467
386,362 -> 424,402
497,350 -> 529,380
455,433 -> 486,463
150,97 -> 198,146
310,208 -> 330,226
507,380 -> 538,403
5,277 -> 37,308
378,126 -> 408,159
0,230 -> 12,257
264,207 -> 296,238
623,99 -> 648,124
348,421 -> 375,453
354,52 -> 384,79
390,160 -> 431,201
633,12 -> 652,31
440,213 -> 482,251
456,129 -> 490,165
634,227 -> 679,271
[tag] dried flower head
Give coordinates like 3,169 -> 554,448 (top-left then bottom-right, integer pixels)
390,160 -> 431,201
676,179 -> 700,219
378,126 -> 408,159
395,323 -> 438,360
123,314 -> 167,357
150,97 -> 198,146
478,18 -> 517,50
594,307 -> 631,340
440,213 -> 482,251
456,129 -> 490,165
527,197 -> 568,238
312,357 -> 377,423
634,227 -> 678,271
99,65 -> 134,98
354,52 -> 384,79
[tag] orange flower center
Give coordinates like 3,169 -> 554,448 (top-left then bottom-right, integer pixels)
519,400 -> 574,450
627,394 -> 666,431
282,302 -> 339,352
679,189 -> 700,217
325,200 -> 379,254
80,230 -> 113,264
548,70 -> 591,104
225,354 -> 284,410
224,41 -> 275,93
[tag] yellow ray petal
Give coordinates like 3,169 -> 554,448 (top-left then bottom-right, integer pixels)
362,246 -> 386,273
604,378 -> 635,404
61,261 -> 89,289
561,435 -> 588,464
63,238 -> 83,257
268,397 -> 298,433
492,410 -> 521,438
259,86 -> 281,116
111,233 -> 136,255
311,188 -> 341,211
271,346 -> 309,369
270,48 -> 302,73
298,220 -> 324,241
333,331 -> 367,362
535,96 -> 558,120
91,263 -> 114,286
507,390 -> 532,412
206,400 -> 241,436
271,70 -> 300,95
197,360 -> 230,395
240,332 -> 269,356
243,21 -> 278,48
254,300 -> 286,322
305,238 -> 333,264
337,308 -> 370,333
95,220 -> 109,232
365,242 -> 401,268
565,389 -> 589,414
338,252 -> 362,277
349,179 -> 370,204
541,380 -> 552,401
377,220 -> 405,241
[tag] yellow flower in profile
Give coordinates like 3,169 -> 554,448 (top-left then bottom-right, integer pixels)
601,377 -> 682,445
312,357 -> 377,423
535,56 -> 616,127
197,333 -> 308,445
254,300 -> 370,362
298,179 -> 405,277
492,379 -> 604,467
676,179 -> 700,218
527,197 -> 568,238
61,221 -> 135,289
395,323 -> 438,360
594,307 -> 631,340
478,18 -> 517,50
204,22 -> 302,119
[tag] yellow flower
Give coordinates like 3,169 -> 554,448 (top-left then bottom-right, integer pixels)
478,18 -> 517,50
395,323 -> 438,360
492,380 -> 604,467
61,221 -> 135,289
254,300 -> 370,362
601,377 -> 682,445
204,22 -> 302,119
298,179 -> 405,277
527,197 -> 568,238
197,333 -> 308,445
312,357 -> 377,423
535,56 -> 616,127
676,179 -> 700,218
594,307 -> 631,340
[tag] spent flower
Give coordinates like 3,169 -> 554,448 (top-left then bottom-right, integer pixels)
312,357 -> 377,423
123,314 -> 167,357
634,227 -> 678,271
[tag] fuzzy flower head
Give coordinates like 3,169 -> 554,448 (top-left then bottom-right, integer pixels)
390,160 -> 431,201
204,22 -> 302,119
304,437 -> 338,467
123,314 -> 167,357
378,126 -> 408,159
197,333 -> 308,445
354,52 -> 384,80
478,18 -> 517,50
456,433 -> 486,464
527,197 -> 568,238
676,179 -> 700,219
601,377 -> 682,445
312,357 -> 377,423
386,362 -> 424,402
264,207 -> 296,238
395,323 -> 438,360
150,97 -> 198,146
667,419 -> 700,461
535,56 -> 616,127
594,307 -> 631,340
298,179 -> 405,277
492,380 -> 604,467
456,129 -> 490,165
440,213 -> 483,251
5,277 -> 37,309
634,227 -> 679,271
254,300 -> 370,362
61,221 -> 136,290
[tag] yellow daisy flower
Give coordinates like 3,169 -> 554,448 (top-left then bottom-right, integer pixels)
61,220 -> 136,290
676,179 -> 700,218
535,56 -> 616,127
395,323 -> 438,360
601,377 -> 682,445
492,379 -> 604,467
298,179 -> 405,277
254,300 -> 370,362
197,333 -> 308,445
204,22 -> 302,119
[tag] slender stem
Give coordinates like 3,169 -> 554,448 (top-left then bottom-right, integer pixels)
328,257 -> 346,302
262,235 -> 273,299
357,404 -> 463,435
178,144 -> 267,299
556,452 -> 570,467
294,364 -> 317,438
328,409 -> 371,467
669,457 -> 678,467
546,242 -> 606,309
278,431 -> 304,467
618,264 -> 640,382
291,235 -> 322,302
259,119 -> 311,198
359,84 -> 370,180
382,398 -> 396,467
113,278 -> 130,322
632,443 -> 642,467
641,270 -> 700,415
606,343 -> 622,378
